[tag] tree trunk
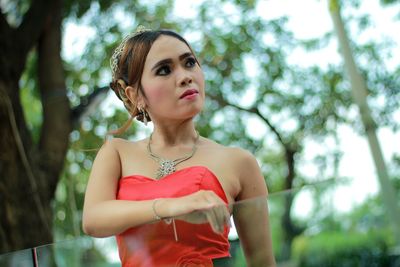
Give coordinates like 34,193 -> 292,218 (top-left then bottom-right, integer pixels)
0,76 -> 53,253
0,0 -> 69,253
37,0 -> 71,201
280,147 -> 301,260
329,0 -> 400,245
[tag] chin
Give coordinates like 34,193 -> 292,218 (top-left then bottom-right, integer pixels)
182,108 -> 202,120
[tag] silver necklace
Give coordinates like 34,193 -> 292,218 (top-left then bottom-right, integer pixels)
147,131 -> 200,179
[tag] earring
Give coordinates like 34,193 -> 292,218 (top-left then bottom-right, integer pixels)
143,109 -> 148,126
138,106 -> 148,126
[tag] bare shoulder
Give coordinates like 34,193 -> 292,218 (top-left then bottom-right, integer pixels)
214,144 -> 267,200
201,138 -> 259,175
102,137 -> 143,153
202,138 -> 255,166
227,147 -> 261,177
89,137 -> 145,182
228,146 -> 255,163
103,137 -> 136,147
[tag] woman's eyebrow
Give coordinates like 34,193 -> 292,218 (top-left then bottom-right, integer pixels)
178,52 -> 193,61
151,52 -> 193,71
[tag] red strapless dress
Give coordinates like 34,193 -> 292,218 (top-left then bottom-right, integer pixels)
116,166 -> 230,267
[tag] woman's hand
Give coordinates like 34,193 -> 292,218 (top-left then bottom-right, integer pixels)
156,190 -> 231,234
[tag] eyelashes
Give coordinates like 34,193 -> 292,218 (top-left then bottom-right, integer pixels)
156,65 -> 171,76
155,57 -> 197,76
185,57 -> 196,67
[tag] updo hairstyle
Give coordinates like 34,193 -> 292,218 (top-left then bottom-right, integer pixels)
109,29 -> 199,124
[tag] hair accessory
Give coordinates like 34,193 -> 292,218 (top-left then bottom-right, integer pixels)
147,131 -> 200,179
110,25 -> 151,79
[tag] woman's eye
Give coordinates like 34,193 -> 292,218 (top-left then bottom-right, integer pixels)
186,57 -> 196,68
156,65 -> 171,76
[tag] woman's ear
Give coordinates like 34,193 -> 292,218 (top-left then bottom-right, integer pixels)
125,85 -> 138,104
125,85 -> 146,108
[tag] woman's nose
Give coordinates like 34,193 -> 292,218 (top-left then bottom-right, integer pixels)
177,70 -> 193,87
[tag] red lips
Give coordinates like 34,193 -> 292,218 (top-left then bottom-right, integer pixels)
180,89 -> 198,99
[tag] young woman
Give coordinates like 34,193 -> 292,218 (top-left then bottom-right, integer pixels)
82,26 -> 276,267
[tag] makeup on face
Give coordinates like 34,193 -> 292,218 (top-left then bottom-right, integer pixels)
180,89 -> 199,100
151,52 -> 196,75
140,35 -> 205,119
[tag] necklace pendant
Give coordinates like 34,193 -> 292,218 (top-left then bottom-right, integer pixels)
156,160 -> 177,179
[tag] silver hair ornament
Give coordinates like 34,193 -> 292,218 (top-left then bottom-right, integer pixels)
110,25 -> 151,79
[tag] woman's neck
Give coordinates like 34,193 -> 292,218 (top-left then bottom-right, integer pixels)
150,120 -> 198,147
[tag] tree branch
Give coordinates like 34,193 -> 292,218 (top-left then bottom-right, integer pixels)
207,92 -> 287,146
16,0 -> 55,65
0,86 -> 50,232
0,7 -> 13,82
71,86 -> 110,127
0,6 -> 11,36
37,0 -> 70,195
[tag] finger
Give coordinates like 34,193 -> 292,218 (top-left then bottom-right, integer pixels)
209,194 -> 230,230
204,208 -> 221,233
212,204 -> 226,233
206,194 -> 230,232
202,199 -> 221,233
190,210 -> 207,224
208,201 -> 228,233
221,203 -> 231,227
216,203 -> 231,231
177,210 -> 206,224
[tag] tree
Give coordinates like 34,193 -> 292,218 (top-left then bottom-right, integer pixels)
328,0 -> 400,244
0,0 -> 112,252
0,0 -> 68,252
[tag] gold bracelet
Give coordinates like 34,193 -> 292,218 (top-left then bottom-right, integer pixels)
152,199 -> 162,220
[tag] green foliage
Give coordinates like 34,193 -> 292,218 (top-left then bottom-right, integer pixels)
380,0 -> 400,5
290,183 -> 400,266
19,51 -> 42,143
292,230 -> 393,267
389,153 -> 400,197
257,147 -> 286,191
0,0 -> 30,26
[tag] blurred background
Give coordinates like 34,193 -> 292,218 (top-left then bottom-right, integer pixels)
0,0 -> 399,266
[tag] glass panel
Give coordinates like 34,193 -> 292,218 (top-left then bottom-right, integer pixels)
35,236 -> 119,267
0,248 -> 34,267
2,180 -> 399,266
267,180 -> 400,266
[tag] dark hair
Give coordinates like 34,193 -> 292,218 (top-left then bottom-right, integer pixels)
109,30 -> 199,123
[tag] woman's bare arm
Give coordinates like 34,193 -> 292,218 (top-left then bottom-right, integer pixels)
232,149 -> 276,267
82,139 -> 229,237
82,139 -> 159,237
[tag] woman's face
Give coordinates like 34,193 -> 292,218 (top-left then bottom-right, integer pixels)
140,35 -> 205,123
